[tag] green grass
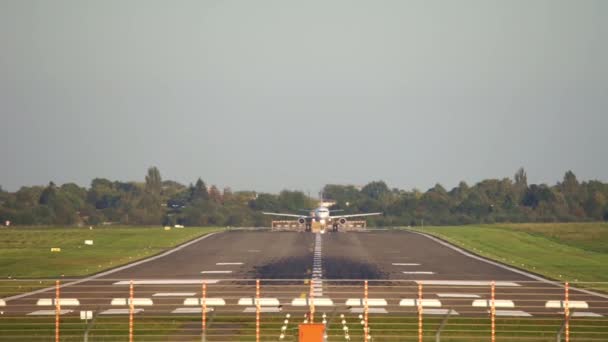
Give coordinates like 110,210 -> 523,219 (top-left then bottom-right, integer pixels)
0,226 -> 223,279
409,223 -> 608,289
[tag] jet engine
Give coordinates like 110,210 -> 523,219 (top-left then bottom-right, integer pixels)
298,218 -> 306,225
338,218 -> 347,225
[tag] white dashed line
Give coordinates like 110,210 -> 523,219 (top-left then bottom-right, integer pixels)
200,270 -> 233,274
216,262 -> 243,266
392,263 -> 421,266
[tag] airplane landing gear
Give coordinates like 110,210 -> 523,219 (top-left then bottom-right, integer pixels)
305,224 -> 312,232
332,224 -> 339,232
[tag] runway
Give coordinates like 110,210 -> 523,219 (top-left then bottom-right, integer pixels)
1,230 -> 607,323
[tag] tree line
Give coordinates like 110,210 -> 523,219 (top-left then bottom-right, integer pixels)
0,167 -> 606,227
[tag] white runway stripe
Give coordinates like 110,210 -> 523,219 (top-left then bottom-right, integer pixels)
238,298 -> 280,306
571,312 -> 603,317
403,271 -> 435,274
436,293 -> 480,298
111,298 -> 153,306
243,307 -> 282,313
216,262 -> 243,266
36,298 -> 80,306
545,300 -> 588,309
350,308 -> 388,314
201,270 -> 233,274
101,309 -> 144,315
399,299 -> 442,307
392,263 -> 420,266
28,310 -> 73,316
153,292 -> 195,297
292,298 -> 334,306
473,300 -> 514,308
114,280 -> 220,285
183,298 -> 226,306
172,308 -> 214,314
417,280 -> 520,287
423,309 -> 459,315
345,298 -> 387,306
492,310 -> 531,317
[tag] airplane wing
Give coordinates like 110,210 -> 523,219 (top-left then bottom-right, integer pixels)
330,212 -> 382,219
262,212 -> 308,218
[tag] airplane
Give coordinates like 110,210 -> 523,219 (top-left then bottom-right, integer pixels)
263,204 -> 382,232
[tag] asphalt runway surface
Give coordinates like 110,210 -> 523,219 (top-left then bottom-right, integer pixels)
2,230 -> 607,320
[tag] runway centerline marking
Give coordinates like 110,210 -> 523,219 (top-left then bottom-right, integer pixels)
392,263 -> 421,266
311,233 -> 324,297
216,262 -> 243,266
201,270 -> 233,274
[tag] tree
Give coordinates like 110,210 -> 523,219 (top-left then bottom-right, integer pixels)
190,178 -> 209,202
145,167 -> 162,196
209,185 -> 223,204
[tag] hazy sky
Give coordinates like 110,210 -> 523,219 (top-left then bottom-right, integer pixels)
1,1 -> 607,194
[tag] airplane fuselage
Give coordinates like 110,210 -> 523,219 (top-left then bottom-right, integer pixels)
311,206 -> 331,225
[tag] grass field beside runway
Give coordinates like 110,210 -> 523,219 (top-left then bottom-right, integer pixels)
0,226 -> 223,278
409,223 -> 608,289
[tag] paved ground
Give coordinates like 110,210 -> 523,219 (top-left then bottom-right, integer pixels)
1,229 -> 607,337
